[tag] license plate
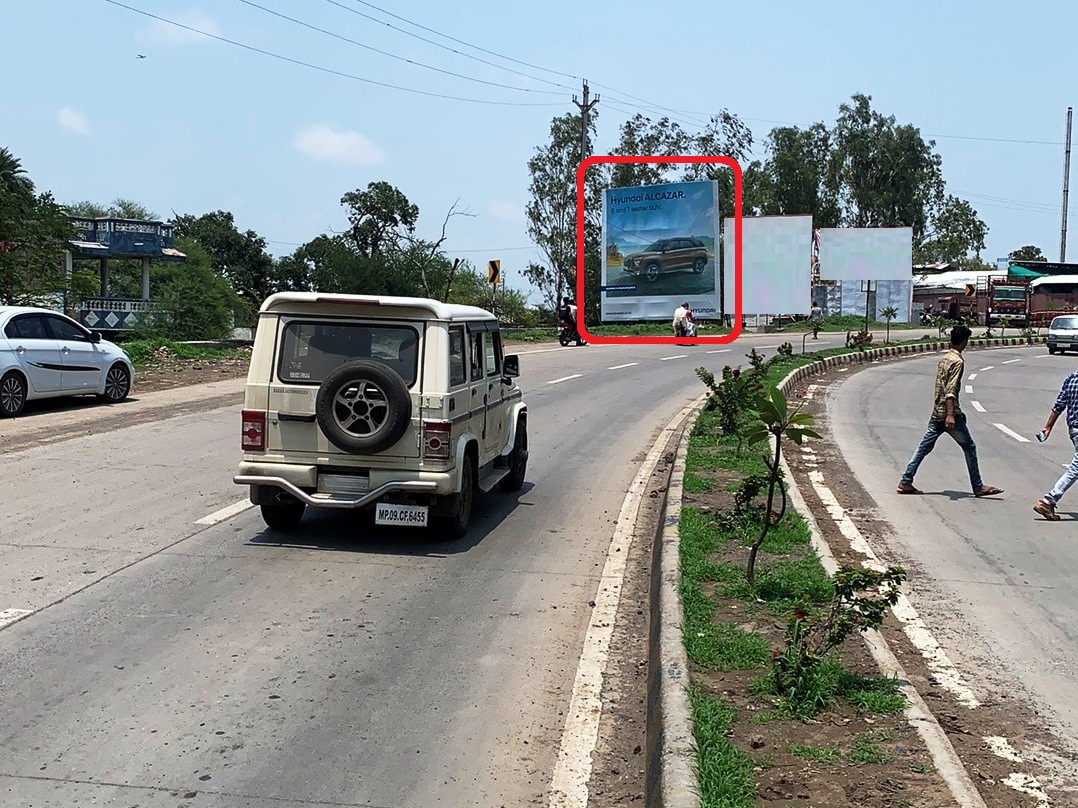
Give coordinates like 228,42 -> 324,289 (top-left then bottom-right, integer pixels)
375,502 -> 429,527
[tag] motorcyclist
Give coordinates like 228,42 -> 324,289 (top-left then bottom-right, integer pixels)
557,296 -> 586,346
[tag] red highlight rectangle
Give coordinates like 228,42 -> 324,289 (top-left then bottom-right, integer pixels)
575,155 -> 743,345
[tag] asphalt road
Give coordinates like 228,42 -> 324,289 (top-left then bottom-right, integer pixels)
0,336 -> 796,808
826,344 -> 1078,754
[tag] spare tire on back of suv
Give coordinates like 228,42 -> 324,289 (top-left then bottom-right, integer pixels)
315,360 -> 412,454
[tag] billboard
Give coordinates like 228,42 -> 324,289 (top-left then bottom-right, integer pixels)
817,227 -> 913,281
721,215 -> 813,315
600,180 -> 720,322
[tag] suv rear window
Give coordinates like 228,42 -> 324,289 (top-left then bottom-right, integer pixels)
278,321 -> 420,386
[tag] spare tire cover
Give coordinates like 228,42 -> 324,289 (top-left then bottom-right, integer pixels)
315,360 -> 412,454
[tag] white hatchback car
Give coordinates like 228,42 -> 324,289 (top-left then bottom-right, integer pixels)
0,306 -> 135,417
233,292 -> 528,539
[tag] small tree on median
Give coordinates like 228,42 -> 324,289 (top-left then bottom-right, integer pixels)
743,385 -> 821,585
878,306 -> 898,344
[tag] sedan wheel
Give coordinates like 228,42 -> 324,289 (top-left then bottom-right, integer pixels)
0,371 -> 27,418
100,363 -> 132,403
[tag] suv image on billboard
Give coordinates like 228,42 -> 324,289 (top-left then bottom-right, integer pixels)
622,237 -> 709,282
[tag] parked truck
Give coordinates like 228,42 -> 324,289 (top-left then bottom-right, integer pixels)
984,277 -> 1031,326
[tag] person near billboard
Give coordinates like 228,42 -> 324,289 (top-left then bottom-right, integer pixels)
673,302 -> 690,338
810,303 -> 823,339
896,324 -> 1004,499
1032,369 -> 1078,520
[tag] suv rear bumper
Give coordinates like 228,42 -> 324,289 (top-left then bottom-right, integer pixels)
234,461 -> 448,509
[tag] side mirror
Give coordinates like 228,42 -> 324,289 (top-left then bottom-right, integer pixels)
90,331 -> 102,344
502,354 -> 520,379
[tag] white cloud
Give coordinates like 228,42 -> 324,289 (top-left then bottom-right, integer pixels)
293,124 -> 385,166
57,107 -> 89,134
137,9 -> 221,45
487,200 -> 525,222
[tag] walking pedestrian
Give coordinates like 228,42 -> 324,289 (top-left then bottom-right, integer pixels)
810,303 -> 823,340
896,324 -> 1004,498
1032,369 -> 1078,520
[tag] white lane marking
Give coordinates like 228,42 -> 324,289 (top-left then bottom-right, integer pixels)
1037,354 -> 1054,359
806,469 -> 982,708
980,366 -> 994,371
993,423 -> 1030,443
706,349 -> 731,354
971,401 -> 987,413
965,385 -> 973,394
548,374 -> 583,385
758,344 -> 778,349
1003,358 -> 1022,365
659,354 -> 687,361
607,363 -> 638,370
0,608 -> 34,630
548,399 -> 700,808
195,498 -> 255,526
968,373 -> 978,380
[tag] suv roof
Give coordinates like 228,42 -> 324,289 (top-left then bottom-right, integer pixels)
259,292 -> 497,323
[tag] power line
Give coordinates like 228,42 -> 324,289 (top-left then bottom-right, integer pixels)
101,0 -> 565,107
321,0 -> 576,93
234,0 -> 564,97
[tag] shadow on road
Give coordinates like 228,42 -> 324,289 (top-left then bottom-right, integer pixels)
246,482 -> 538,558
917,489 -> 1007,501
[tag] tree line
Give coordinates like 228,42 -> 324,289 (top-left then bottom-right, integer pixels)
0,151 -> 537,339
523,92 -> 1049,324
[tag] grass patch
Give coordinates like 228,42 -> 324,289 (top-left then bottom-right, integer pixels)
684,471 -> 714,493
849,730 -> 894,765
682,580 -> 770,670
119,338 -> 245,369
690,686 -> 756,807
789,744 -> 839,764
840,672 -> 908,715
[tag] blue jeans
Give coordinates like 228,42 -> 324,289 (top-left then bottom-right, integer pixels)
1045,427 -> 1078,505
900,412 -> 983,492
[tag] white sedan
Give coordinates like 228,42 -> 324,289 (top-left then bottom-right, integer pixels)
0,306 -> 135,417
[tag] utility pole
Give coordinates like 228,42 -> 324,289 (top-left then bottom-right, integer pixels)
572,80 -> 599,314
1062,106 -> 1073,263
572,79 -> 600,166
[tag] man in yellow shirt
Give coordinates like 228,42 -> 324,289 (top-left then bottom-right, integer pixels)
896,324 -> 1004,498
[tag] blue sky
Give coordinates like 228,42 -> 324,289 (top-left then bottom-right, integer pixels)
3,0 -> 1076,304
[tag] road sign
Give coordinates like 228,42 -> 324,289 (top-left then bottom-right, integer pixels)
487,259 -> 501,284
964,283 -> 976,298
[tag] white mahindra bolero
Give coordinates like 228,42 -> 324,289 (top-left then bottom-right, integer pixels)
234,292 -> 528,539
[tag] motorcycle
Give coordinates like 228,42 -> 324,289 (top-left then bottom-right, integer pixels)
558,320 -> 585,346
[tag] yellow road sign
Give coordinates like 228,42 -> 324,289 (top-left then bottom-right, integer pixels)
964,283 -> 976,298
488,259 -> 501,284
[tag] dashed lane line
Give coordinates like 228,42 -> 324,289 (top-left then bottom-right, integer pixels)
0,608 -> 34,631
979,366 -> 995,372
965,385 -> 974,394
971,401 -> 987,413
993,423 -> 1030,443
548,374 -> 583,385
706,349 -> 731,354
659,354 -> 687,361
607,363 -> 638,370
968,373 -> 978,380
1002,358 -> 1022,365
195,498 -> 255,526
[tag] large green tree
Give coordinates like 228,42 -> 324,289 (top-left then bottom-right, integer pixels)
340,181 -> 420,259
826,94 -> 946,238
748,124 -> 840,226
525,110 -> 601,312
1010,244 -> 1047,262
171,210 -> 275,325
0,187 -> 77,305
915,195 -> 988,265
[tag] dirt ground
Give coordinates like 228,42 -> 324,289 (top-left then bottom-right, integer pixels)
130,349 -> 253,394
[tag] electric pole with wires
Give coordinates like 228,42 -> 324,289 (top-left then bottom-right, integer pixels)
572,80 -> 598,320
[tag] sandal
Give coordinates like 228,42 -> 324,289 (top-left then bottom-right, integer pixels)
975,485 -> 1004,497
896,484 -> 923,494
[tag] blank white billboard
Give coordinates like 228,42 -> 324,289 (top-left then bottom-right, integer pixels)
722,215 -> 813,315
818,227 -> 913,282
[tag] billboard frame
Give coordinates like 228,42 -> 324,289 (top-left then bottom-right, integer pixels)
575,155 -> 743,345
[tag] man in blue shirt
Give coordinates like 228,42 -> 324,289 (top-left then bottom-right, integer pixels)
1033,369 -> 1078,520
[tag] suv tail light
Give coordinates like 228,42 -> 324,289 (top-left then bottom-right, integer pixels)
423,420 -> 451,459
242,409 -> 266,451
